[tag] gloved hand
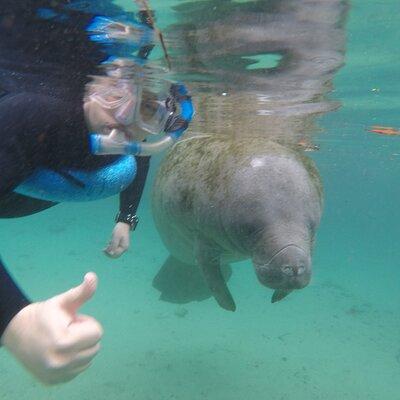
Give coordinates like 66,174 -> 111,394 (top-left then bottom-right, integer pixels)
1,273 -> 103,385
103,222 -> 131,258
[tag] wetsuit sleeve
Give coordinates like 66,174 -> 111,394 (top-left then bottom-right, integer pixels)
0,94 -> 38,340
0,94 -> 36,197
0,259 -> 30,340
118,155 -> 150,227
0,93 -> 73,340
0,92 -> 73,196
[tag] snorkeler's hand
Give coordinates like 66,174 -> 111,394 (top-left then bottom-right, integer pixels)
103,222 -> 130,258
1,273 -> 103,386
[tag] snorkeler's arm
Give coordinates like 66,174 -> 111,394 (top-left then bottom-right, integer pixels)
103,155 -> 150,258
117,155 -> 151,228
0,259 -> 30,339
0,99 -> 32,337
0,93 -> 77,337
0,94 -> 37,196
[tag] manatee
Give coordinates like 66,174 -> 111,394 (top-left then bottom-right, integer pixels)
151,135 -> 323,311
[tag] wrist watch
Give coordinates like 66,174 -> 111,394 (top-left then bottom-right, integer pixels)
115,211 -> 139,231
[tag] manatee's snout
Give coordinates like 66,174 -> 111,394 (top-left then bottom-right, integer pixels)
254,245 -> 311,293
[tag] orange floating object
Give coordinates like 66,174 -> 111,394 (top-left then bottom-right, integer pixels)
368,126 -> 400,136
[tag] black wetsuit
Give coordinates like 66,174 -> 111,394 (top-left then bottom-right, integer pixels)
0,1 -> 150,337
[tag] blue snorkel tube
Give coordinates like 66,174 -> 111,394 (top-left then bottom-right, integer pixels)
90,83 -> 194,156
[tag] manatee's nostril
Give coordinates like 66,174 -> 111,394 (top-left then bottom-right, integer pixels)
282,265 -> 306,276
256,245 -> 311,289
282,265 -> 294,276
297,265 -> 305,275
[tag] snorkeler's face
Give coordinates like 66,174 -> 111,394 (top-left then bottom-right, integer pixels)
83,92 -> 148,142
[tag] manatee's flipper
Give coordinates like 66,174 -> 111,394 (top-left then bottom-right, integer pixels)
196,238 -> 236,312
271,289 -> 293,303
152,255 -> 232,304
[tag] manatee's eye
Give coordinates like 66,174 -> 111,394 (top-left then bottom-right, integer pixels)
238,221 -> 265,241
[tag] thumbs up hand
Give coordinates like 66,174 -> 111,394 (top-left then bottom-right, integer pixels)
1,273 -> 103,385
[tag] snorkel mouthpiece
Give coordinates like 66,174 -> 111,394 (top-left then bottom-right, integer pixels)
90,83 -> 194,156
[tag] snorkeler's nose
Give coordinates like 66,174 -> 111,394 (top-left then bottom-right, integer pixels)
115,98 -> 136,125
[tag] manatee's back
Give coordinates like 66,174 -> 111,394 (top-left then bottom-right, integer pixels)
152,135 -> 251,262
152,136 -> 216,264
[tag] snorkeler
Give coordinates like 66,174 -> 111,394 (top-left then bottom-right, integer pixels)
0,0 -> 193,385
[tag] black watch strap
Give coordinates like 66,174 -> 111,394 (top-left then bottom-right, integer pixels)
115,211 -> 139,231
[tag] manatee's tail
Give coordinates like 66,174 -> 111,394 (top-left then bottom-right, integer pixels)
152,256 -> 232,304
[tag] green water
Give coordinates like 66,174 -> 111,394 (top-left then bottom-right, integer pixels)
1,1 -> 400,399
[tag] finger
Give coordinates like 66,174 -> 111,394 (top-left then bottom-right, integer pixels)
109,234 -> 120,248
52,362 -> 92,385
70,361 -> 93,376
103,234 -> 121,257
111,245 -> 126,257
65,316 -> 103,352
68,343 -> 101,370
103,247 -> 118,258
121,236 -> 130,249
57,273 -> 98,314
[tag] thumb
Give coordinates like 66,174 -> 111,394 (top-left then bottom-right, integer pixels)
56,272 -> 98,314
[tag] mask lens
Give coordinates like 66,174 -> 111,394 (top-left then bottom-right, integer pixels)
91,86 -> 130,109
136,89 -> 171,134
115,97 -> 137,125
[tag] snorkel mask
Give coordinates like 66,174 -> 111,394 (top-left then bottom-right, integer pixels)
88,67 -> 194,157
86,8 -> 193,156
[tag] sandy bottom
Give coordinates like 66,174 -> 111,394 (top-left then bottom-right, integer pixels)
0,147 -> 399,400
